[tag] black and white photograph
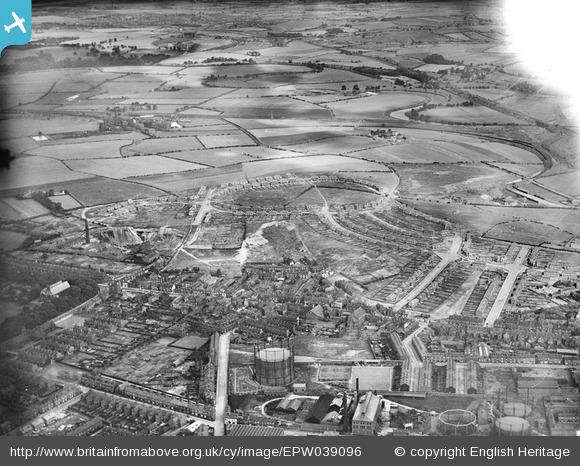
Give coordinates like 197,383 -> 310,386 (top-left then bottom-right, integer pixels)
0,0 -> 578,447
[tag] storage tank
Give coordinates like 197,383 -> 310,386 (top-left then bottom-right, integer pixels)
502,401 -> 531,418
438,409 -> 477,435
254,340 -> 294,386
495,416 -> 530,436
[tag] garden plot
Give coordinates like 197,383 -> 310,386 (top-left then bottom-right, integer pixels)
25,139 -> 132,160
66,156 -> 204,179
124,137 -> 204,155
61,178 -> 165,206
327,93 -> 428,119
0,156 -> 94,191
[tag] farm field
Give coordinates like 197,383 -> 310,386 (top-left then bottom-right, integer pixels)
25,139 -> 133,160
537,171 -> 580,198
0,198 -> 50,220
484,221 -> 574,247
131,165 -> 246,192
62,178 -> 166,206
241,155 -> 391,178
164,148 -> 256,167
489,163 -> 543,177
203,96 -> 332,119
2,115 -> 99,138
197,132 -> 256,148
419,106 -> 523,124
48,194 -> 82,210
283,135 -> 388,155
412,202 -> 580,237
66,156 -> 204,179
256,128 -> 356,146
0,231 -> 28,251
396,165 -> 518,199
124,137 -> 204,155
0,156 -> 94,191
327,93 -> 429,119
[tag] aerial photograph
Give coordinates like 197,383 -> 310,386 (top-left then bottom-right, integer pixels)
0,0 -> 578,438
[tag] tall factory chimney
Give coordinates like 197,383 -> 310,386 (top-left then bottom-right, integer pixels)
84,219 -> 90,244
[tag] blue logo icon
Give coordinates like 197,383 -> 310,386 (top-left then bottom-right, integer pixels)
1,0 -> 32,55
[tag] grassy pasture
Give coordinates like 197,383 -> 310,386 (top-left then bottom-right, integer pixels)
26,139 -> 133,160
163,148 -> 256,167
0,198 -> 50,220
420,106 -> 523,124
285,135 -> 387,155
2,115 -> 98,138
0,156 -> 94,191
412,202 -> 580,237
62,178 -> 165,206
125,137 -> 204,155
48,194 -> 82,210
327,93 -> 428,119
67,156 -> 204,179
484,221 -> 573,246
538,171 -> 580,197
197,132 -> 256,148
241,155 -> 391,178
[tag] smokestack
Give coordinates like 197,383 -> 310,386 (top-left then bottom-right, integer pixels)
84,219 -> 90,244
356,377 -> 359,399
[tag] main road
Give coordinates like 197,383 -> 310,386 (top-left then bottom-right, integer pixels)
484,245 -> 530,327
214,332 -> 231,437
393,233 -> 463,312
